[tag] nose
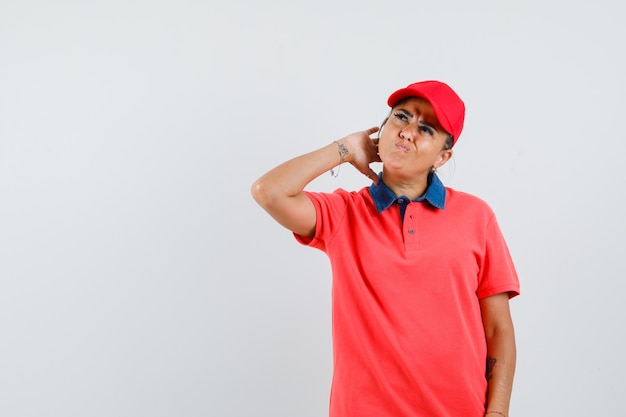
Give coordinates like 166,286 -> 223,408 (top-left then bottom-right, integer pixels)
400,124 -> 416,142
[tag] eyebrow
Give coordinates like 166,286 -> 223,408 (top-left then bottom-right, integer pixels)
418,119 -> 438,132
395,107 -> 440,132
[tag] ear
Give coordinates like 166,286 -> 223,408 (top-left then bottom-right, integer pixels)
433,149 -> 453,169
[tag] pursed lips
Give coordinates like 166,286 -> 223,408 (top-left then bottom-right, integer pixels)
395,142 -> 412,152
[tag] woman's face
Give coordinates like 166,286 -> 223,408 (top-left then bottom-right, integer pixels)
378,97 -> 452,179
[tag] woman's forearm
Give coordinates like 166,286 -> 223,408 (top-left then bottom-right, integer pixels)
252,141 -> 344,203
484,327 -> 516,417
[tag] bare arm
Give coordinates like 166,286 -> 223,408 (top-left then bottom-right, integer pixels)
480,292 -> 517,417
251,127 -> 380,238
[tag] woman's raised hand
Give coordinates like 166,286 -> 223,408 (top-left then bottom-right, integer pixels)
339,127 -> 382,184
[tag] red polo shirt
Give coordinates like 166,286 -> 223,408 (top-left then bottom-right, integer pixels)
295,174 -> 520,417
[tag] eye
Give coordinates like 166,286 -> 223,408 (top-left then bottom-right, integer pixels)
419,125 -> 434,136
393,112 -> 409,123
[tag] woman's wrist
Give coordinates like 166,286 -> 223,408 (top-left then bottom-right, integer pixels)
333,140 -> 349,164
484,411 -> 506,417
329,140 -> 349,177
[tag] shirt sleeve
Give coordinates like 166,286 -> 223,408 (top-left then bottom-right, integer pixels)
293,189 -> 350,252
476,214 -> 521,299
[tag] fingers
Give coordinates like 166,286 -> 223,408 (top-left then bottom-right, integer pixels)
365,170 -> 379,185
365,126 -> 379,136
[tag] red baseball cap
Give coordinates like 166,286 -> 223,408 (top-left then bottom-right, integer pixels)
387,80 -> 465,146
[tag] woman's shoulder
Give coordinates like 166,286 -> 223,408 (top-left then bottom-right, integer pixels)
445,187 -> 495,214
304,186 -> 372,205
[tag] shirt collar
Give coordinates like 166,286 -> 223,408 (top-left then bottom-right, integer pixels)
369,172 -> 447,213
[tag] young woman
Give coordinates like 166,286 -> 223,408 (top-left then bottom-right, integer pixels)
251,80 -> 520,417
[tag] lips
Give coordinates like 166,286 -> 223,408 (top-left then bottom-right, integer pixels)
395,142 -> 411,152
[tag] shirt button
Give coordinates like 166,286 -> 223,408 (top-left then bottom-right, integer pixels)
408,229 -> 415,234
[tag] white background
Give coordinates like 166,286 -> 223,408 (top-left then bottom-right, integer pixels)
1,1 -> 624,416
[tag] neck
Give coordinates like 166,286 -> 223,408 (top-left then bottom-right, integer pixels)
382,170 -> 431,200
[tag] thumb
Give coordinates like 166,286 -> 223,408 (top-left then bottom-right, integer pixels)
365,169 -> 379,185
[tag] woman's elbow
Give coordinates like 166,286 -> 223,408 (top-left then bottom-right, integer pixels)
251,178 -> 275,209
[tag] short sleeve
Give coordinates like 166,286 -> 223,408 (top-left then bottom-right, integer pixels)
293,189 -> 351,252
476,214 -> 520,299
